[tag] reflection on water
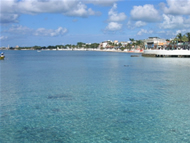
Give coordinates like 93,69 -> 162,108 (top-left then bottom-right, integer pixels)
1,51 -> 190,142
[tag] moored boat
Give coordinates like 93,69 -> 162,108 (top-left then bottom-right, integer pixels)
0,52 -> 5,60
0,56 -> 5,60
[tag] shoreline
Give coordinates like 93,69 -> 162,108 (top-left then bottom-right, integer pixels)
52,48 -> 143,53
1,48 -> 144,54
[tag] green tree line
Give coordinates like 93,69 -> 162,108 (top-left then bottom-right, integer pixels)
173,32 -> 190,43
17,42 -> 100,50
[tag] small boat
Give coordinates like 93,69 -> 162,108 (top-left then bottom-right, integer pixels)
0,56 -> 5,60
0,52 -> 5,60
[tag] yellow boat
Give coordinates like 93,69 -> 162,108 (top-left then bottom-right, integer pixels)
0,52 -> 5,60
0,55 -> 5,60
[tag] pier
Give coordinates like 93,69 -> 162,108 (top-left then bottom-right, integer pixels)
142,50 -> 190,57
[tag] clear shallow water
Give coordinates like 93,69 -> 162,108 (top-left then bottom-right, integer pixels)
1,50 -> 190,143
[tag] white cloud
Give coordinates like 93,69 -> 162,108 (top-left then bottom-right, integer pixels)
0,0 -> 16,13
7,25 -> 33,35
160,14 -> 190,29
157,29 -> 190,37
131,4 -> 161,22
127,20 -> 147,29
0,0 -> 100,24
105,22 -> 122,31
63,2 -> 99,17
4,25 -> 68,37
85,0 -> 119,6
0,13 -> 19,23
104,3 -> 126,32
157,30 -> 174,36
34,27 -> 67,36
135,21 -> 147,27
108,3 -> 127,22
162,0 -> 190,15
137,29 -> 153,35
0,36 -> 8,40
157,30 -> 166,34
175,29 -> 190,35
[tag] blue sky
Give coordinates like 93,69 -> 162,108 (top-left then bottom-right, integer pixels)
1,0 -> 190,47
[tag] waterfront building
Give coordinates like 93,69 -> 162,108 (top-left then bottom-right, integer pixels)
114,40 -> 119,45
15,45 -> 19,49
120,41 -> 129,47
144,37 -> 167,49
175,42 -> 190,50
143,38 -> 190,57
99,41 -> 108,48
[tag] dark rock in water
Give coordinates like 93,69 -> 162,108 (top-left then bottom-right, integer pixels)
123,109 -> 133,114
124,65 -> 129,67
23,126 -> 29,131
122,137 -> 130,141
131,55 -> 139,57
105,137 -> 113,141
125,97 -> 138,102
170,129 -> 176,132
51,108 -> 60,112
35,105 -> 40,109
0,114 -> 8,118
48,94 -> 71,99
116,119 -> 133,124
17,126 -> 72,142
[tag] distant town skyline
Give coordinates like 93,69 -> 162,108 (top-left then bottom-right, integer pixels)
1,0 -> 190,47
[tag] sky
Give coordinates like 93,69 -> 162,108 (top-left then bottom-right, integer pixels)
1,0 -> 190,47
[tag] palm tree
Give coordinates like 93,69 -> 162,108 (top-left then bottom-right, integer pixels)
126,43 -> 132,51
176,33 -> 183,42
135,40 -> 140,49
136,40 -> 145,50
136,40 -> 143,46
129,38 -> 134,42
129,38 -> 137,49
72,45 -> 76,49
182,35 -> 188,42
186,32 -> 190,42
129,38 -> 135,45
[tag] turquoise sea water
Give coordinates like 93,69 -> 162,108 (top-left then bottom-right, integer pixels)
0,50 -> 190,143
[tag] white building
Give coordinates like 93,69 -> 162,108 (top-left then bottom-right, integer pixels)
144,37 -> 167,49
99,41 -> 108,48
120,41 -> 130,47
